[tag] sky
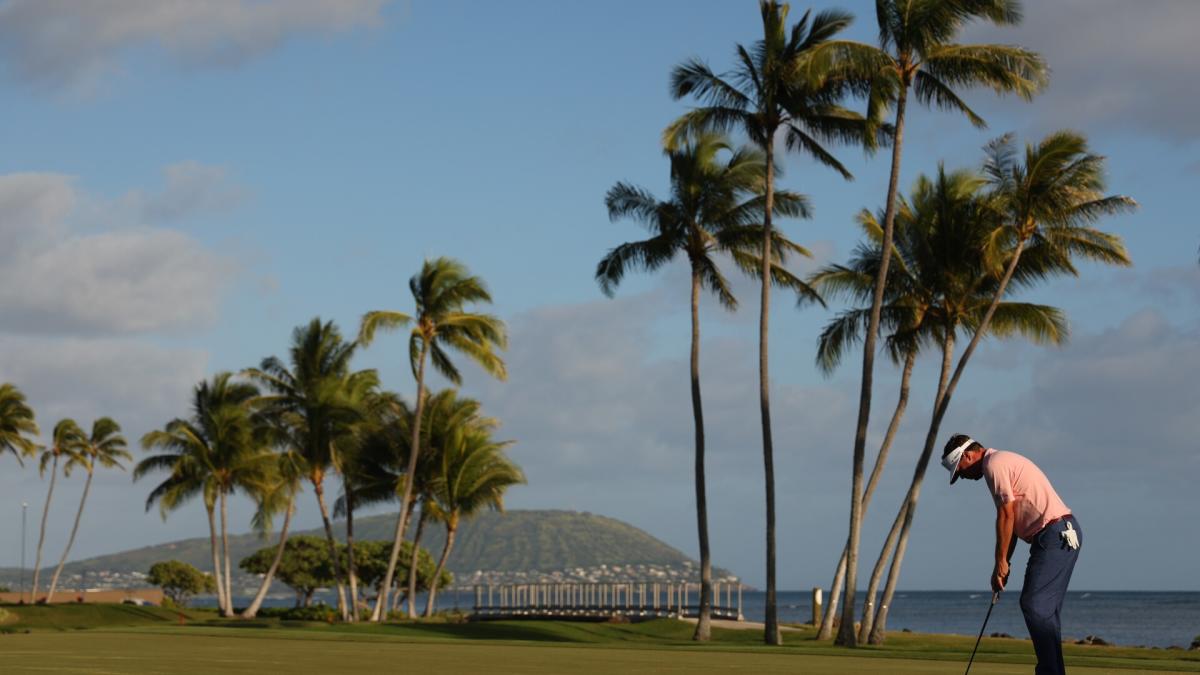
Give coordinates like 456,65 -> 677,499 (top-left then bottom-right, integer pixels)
0,0 -> 1196,592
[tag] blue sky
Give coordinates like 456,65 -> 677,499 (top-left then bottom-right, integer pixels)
0,0 -> 1196,592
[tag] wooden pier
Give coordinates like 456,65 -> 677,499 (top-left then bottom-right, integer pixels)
471,581 -> 743,622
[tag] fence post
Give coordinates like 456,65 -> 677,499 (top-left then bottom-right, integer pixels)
812,587 -> 823,626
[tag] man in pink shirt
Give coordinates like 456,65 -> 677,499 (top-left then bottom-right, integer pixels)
943,433 -> 1081,675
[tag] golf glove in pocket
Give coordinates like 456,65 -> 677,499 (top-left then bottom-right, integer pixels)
1060,521 -> 1079,550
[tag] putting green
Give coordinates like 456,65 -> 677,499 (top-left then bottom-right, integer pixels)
0,630 -> 1185,675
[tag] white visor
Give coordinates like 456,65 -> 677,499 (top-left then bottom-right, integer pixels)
942,437 -> 975,484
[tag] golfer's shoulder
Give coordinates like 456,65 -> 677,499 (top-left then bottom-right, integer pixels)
984,449 -> 1026,472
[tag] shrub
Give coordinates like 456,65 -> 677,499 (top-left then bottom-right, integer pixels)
147,560 -> 216,608
276,604 -> 337,622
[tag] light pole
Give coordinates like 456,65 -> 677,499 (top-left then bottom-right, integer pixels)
20,501 -> 28,603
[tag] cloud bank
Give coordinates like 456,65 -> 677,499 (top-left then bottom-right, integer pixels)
0,0 -> 389,94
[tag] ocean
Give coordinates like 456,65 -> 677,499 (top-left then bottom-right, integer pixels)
229,589 -> 1199,648
742,590 -> 1200,649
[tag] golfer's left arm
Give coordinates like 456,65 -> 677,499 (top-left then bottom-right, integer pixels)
992,500 -> 1018,592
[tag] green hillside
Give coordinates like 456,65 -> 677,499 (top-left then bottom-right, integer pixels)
4,510 -> 721,580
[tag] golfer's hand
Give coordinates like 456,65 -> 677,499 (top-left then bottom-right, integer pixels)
991,560 -> 1010,593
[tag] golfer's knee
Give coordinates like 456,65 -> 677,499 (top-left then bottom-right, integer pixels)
1021,596 -> 1055,630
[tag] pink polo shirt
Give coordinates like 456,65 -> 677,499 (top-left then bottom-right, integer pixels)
982,449 -> 1071,542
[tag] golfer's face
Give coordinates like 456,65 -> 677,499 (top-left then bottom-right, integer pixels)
960,450 -> 985,481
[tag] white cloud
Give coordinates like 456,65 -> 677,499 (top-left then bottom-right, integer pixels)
968,0 -> 1200,140
0,170 -> 235,336
118,162 -> 248,225
0,335 -> 207,438
0,0 -> 389,95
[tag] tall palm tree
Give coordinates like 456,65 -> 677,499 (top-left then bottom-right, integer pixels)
238,444 -> 302,619
240,422 -> 304,619
31,419 -> 85,603
138,373 -> 275,616
0,383 -> 39,463
246,319 -> 373,622
864,132 -> 1135,642
46,417 -> 130,603
665,2 -> 870,644
814,167 -> 1069,641
824,0 -> 1047,645
598,132 -> 819,640
359,257 -> 507,622
331,377 -> 390,618
423,424 -> 524,616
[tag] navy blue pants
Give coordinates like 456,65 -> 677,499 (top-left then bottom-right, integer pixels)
1020,514 -> 1081,675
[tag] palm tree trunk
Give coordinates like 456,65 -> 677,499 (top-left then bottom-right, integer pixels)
406,502 -> 427,618
313,477 -> 349,621
46,468 -> 93,603
868,239 -> 1028,643
206,500 -> 228,614
424,522 -> 456,617
219,488 -> 234,616
345,480 -> 359,622
759,138 -> 781,647
241,492 -> 295,619
819,351 -> 916,639
838,85 -> 908,648
852,351 -> 916,641
689,266 -> 713,642
31,454 -> 59,603
373,339 -> 430,621
866,330 -> 956,644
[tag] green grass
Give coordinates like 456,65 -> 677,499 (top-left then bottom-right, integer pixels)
0,602 -> 212,631
1,605 -> 1196,674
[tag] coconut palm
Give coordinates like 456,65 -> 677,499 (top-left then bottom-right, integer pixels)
598,132 -> 819,640
30,419 -> 85,603
423,424 -> 523,616
400,391 -> 482,617
45,417 -> 129,602
359,257 -> 507,622
330,379 -> 393,617
863,132 -> 1135,642
137,373 -> 276,616
820,0 -> 1047,645
246,319 -> 375,621
240,434 -> 304,619
0,383 -> 39,463
813,166 -> 1070,641
665,2 -> 871,643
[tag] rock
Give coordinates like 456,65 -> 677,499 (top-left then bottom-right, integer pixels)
989,632 -> 1013,639
901,628 -> 912,633
1075,635 -> 1109,646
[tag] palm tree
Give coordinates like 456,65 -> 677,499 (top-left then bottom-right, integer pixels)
331,377 -> 391,618
240,424 -> 304,619
814,166 -> 1069,640
665,2 -> 870,644
31,419 -> 85,603
359,257 -> 507,622
138,373 -> 275,616
423,424 -> 524,616
45,417 -> 130,603
247,319 -> 373,621
598,132 -> 819,640
0,383 -> 39,463
863,132 -> 1135,642
822,0 -> 1047,645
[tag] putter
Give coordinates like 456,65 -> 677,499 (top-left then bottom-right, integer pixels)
964,592 -> 999,675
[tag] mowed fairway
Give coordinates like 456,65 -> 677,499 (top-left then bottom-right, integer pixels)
0,629 -> 1192,675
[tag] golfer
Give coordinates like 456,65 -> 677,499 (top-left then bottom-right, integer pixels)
943,434 -> 1081,675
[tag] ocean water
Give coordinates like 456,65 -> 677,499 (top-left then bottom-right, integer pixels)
742,590 -> 1200,649
221,589 -> 1199,648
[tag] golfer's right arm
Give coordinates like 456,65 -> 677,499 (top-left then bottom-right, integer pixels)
992,501 -> 1017,592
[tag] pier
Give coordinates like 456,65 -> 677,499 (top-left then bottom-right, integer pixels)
471,581 -> 743,622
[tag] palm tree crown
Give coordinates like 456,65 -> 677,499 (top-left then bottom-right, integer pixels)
0,383 -> 39,463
